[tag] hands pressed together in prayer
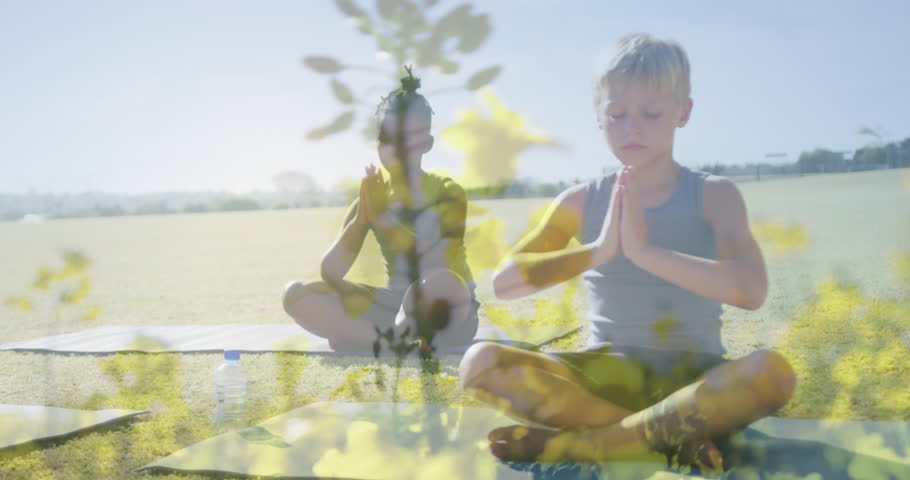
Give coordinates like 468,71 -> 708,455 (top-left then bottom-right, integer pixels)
356,164 -> 443,257
356,164 -> 396,229
595,165 -> 652,266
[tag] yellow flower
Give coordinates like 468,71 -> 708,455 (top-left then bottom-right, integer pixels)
442,89 -> 562,191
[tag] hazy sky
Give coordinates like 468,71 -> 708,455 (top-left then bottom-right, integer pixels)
2,1 -> 907,194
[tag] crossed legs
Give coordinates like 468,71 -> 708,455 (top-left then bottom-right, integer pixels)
458,342 -> 796,467
283,269 -> 476,351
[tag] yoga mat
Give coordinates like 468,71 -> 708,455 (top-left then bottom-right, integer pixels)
137,401 -> 676,479
137,402 -> 910,480
0,324 -> 579,355
0,405 -> 148,451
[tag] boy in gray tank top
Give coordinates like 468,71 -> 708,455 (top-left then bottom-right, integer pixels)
458,34 -> 797,473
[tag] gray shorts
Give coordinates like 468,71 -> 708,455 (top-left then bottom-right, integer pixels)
553,342 -> 727,412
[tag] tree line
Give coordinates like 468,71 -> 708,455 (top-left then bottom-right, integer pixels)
3,133 -> 907,221
701,134 -> 910,179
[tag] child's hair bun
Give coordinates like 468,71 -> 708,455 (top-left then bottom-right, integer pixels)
375,65 -> 433,118
400,65 -> 421,94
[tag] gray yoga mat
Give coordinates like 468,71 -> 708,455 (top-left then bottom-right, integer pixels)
137,401 -> 672,479
137,401 -> 910,480
0,324 -> 579,355
0,404 -> 148,451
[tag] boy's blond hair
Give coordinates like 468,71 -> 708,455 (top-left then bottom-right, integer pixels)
593,33 -> 691,110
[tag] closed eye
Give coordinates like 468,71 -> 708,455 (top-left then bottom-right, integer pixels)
645,112 -> 661,119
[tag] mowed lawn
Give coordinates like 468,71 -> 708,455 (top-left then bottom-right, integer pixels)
0,168 -> 908,479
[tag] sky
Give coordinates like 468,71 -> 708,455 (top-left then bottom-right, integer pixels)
1,1 -> 908,194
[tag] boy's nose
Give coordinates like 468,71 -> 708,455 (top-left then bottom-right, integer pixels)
624,116 -> 643,132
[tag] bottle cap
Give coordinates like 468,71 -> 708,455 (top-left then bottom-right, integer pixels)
224,350 -> 240,361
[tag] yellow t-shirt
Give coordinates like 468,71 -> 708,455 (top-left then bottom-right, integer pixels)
343,172 -> 474,292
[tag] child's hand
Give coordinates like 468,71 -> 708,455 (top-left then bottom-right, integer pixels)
594,169 -> 623,264
357,164 -> 389,226
618,167 -> 649,259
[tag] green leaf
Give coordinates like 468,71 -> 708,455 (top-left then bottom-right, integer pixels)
302,56 -> 344,74
377,0 -> 420,25
434,4 -> 471,33
333,0 -> 372,34
456,13 -> 490,53
305,111 -> 355,140
857,127 -> 882,143
436,58 -> 458,74
377,0 -> 404,20
330,78 -> 355,104
465,65 -> 501,90
432,5 -> 490,54
334,0 -> 368,19
357,18 -> 373,35
414,37 -> 444,68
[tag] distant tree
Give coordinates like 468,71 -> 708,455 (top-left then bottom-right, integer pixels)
214,197 -> 261,212
1,209 -> 25,222
797,148 -> 846,174
134,201 -> 174,216
855,125 -> 902,170
852,146 -> 887,171
183,202 -> 209,214
94,204 -> 127,217
701,163 -> 724,175
272,170 -> 320,207
532,182 -> 561,197
333,178 -> 360,203
504,178 -> 529,197
884,142 -> 900,169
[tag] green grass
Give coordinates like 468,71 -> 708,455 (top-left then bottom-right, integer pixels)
0,168 -> 908,478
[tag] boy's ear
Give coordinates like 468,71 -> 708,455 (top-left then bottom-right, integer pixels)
678,98 -> 693,127
422,135 -> 435,154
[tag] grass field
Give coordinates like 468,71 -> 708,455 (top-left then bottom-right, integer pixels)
0,168 -> 908,479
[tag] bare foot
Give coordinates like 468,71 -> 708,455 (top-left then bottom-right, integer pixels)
488,425 -> 559,462
674,437 -> 725,473
488,425 -> 725,471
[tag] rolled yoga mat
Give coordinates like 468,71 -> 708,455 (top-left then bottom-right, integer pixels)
0,405 -> 148,451
0,323 -> 579,355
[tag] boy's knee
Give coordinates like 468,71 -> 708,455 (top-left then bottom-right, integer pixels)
749,349 -> 797,408
459,341 -> 505,389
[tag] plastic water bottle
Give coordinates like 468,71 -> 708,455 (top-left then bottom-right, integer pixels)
214,350 -> 248,431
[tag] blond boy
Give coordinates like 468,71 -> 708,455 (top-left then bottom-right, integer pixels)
458,33 -> 796,472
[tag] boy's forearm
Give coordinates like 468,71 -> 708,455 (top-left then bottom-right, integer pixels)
627,246 -> 766,310
493,243 -> 601,299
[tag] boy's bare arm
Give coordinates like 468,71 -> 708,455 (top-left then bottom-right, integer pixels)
320,199 -> 370,285
492,184 -> 613,299
625,177 -> 768,310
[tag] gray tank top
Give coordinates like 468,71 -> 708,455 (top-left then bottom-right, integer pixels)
579,166 -> 725,354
